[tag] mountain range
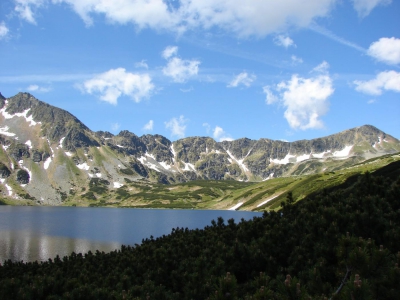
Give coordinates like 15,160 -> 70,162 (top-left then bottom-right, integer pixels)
0,92 -> 399,206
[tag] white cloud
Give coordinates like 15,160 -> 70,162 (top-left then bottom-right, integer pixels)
163,57 -> 200,83
213,126 -> 233,142
134,60 -> 148,69
143,120 -> 154,131
165,115 -> 187,138
82,68 -> 154,105
180,86 -> 194,93
162,46 -> 179,59
0,22 -> 9,40
111,122 -> 120,132
27,84 -> 51,92
291,55 -> 303,64
274,35 -> 295,48
367,37 -> 400,65
14,0 -> 44,24
25,0 -> 336,37
53,0 -> 178,28
367,99 -> 376,104
352,0 -> 391,18
263,86 -> 278,105
354,70 -> 400,95
265,62 -> 334,130
178,0 -> 336,37
312,61 -> 330,73
161,46 -> 200,83
227,72 -> 256,88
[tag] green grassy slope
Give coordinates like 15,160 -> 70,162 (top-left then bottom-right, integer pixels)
60,152 -> 400,211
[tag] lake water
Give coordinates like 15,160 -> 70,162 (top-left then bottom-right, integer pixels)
0,206 -> 262,263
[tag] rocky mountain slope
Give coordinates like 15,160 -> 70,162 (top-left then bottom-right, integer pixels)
0,92 -> 399,205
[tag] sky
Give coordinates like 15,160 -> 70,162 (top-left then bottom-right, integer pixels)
0,0 -> 399,142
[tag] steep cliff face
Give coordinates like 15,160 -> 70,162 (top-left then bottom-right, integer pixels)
0,92 -> 399,205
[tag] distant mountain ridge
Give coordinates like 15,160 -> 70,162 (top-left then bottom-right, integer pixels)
0,92 -> 399,205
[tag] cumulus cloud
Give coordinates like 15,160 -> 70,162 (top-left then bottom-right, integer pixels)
311,61 -> 330,73
51,0 -> 177,28
367,37 -> 400,65
19,0 -> 336,37
162,46 -> 179,59
263,86 -> 278,105
352,0 -> 391,18
134,60 -> 148,69
82,68 -> 154,105
143,120 -> 154,131
27,84 -> 51,92
165,115 -> 187,138
354,70 -> 400,95
162,46 -> 200,83
291,55 -> 303,64
0,22 -> 9,40
213,126 -> 233,142
14,0 -> 44,24
227,72 -> 256,88
274,35 -> 296,48
264,62 -> 334,130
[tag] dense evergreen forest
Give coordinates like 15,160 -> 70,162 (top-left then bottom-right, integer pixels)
1,161 -> 400,299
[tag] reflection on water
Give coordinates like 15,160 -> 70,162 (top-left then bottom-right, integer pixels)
0,230 -> 120,262
0,206 -> 262,263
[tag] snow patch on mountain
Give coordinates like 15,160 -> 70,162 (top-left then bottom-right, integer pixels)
226,150 -> 249,172
271,154 -> 295,165
333,145 -> 353,157
296,154 -> 310,162
5,183 -> 13,196
113,182 -> 123,188
59,137 -> 65,148
312,150 -> 331,158
170,145 -> 176,163
0,103 -> 40,127
25,140 -> 32,149
257,194 -> 281,207
159,161 -> 172,170
228,202 -> 243,210
77,162 -> 90,170
183,162 -> 196,171
44,157 -> 52,170
138,153 -> 161,172
0,126 -> 16,137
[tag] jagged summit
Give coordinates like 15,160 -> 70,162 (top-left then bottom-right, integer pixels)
0,92 -> 399,205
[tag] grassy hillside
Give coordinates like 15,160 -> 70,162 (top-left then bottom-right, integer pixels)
59,152 -> 400,211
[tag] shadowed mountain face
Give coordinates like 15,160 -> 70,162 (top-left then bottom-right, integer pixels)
0,92 -> 399,205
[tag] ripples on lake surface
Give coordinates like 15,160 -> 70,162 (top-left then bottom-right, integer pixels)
0,206 -> 262,262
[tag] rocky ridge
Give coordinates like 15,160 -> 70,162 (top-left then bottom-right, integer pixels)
0,92 -> 399,205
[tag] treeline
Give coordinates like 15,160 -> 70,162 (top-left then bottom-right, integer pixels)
1,161 -> 400,299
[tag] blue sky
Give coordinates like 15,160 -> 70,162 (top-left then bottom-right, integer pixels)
0,0 -> 399,142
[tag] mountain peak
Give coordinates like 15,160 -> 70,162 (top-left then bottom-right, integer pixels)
0,92 -> 399,205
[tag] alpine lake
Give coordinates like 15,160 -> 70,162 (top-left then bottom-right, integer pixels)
0,206 -> 262,263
